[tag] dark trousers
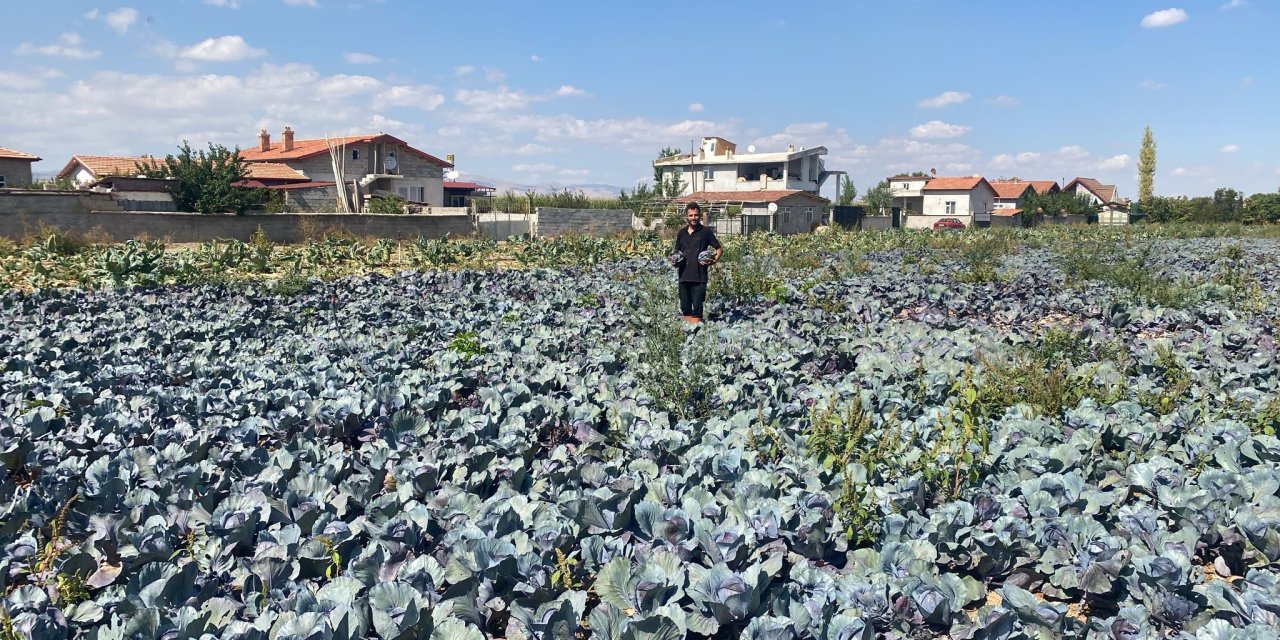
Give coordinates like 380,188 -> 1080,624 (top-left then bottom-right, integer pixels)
679,281 -> 707,318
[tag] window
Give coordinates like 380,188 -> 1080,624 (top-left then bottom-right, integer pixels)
804,206 -> 814,215
703,167 -> 713,181
0,175 -> 5,188
945,201 -> 956,215
351,149 -> 361,160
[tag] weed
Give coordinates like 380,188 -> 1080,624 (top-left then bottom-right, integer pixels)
317,536 -> 342,580
623,275 -> 717,418
447,331 -> 486,362
1249,398 -> 1280,437
1136,344 -> 1193,416
746,410 -> 786,464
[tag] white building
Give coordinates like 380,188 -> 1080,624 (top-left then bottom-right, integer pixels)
906,176 -> 997,229
653,137 -> 833,197
1064,177 -> 1129,225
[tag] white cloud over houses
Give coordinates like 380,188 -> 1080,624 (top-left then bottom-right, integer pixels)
1141,8 -> 1188,28
373,85 -> 445,111
1221,144 -> 1241,153
180,35 -> 266,62
917,91 -> 970,108
15,33 -> 102,60
1222,0 -> 1246,9
513,163 -> 555,173
910,121 -> 971,139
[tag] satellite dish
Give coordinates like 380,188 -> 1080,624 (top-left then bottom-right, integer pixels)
747,145 -> 757,154
444,169 -> 460,180
767,202 -> 778,213
384,153 -> 398,171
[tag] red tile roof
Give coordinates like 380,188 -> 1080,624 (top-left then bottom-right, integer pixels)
0,147 -> 41,161
992,208 -> 1022,217
921,176 -> 993,192
990,181 -> 1034,199
245,162 -> 308,181
57,155 -> 158,180
674,189 -> 830,204
1064,177 -> 1117,203
240,133 -> 452,168
1028,180 -> 1059,195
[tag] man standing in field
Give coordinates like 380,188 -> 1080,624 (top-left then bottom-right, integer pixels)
673,202 -> 723,324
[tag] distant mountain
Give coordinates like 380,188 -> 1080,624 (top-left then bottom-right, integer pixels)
455,174 -> 624,199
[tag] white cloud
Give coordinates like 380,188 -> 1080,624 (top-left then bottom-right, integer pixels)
374,85 -> 445,111
917,91 -> 970,108
688,102 -> 704,112
203,0 -> 241,6
315,74 -> 382,98
1222,0 -> 1246,9
989,152 -> 1042,170
559,168 -> 590,177
1097,154 -> 1130,170
484,67 -> 506,83
15,33 -> 102,60
986,95 -> 1020,108
1221,144 -> 1241,153
283,0 -> 319,6
180,35 -> 266,62
529,54 -> 543,62
1141,8 -> 1188,28
514,143 -> 553,155
910,121 -> 971,139
554,85 -> 585,97
1139,79 -> 1167,90
455,86 -> 533,111
343,52 -> 380,64
103,8 -> 139,34
454,65 -> 475,76
513,163 -> 555,173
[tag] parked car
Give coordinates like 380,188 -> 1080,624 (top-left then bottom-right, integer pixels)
933,218 -> 965,230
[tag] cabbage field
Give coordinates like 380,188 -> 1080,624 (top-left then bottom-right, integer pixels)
3,227 -> 1280,639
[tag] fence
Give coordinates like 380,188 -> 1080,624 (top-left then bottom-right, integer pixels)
474,211 -> 532,239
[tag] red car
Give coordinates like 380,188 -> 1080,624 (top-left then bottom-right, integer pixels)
933,218 -> 965,230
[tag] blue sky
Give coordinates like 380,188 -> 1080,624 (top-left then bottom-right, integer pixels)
2,0 -> 1277,198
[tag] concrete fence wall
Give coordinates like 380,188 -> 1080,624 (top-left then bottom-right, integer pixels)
0,192 -> 475,242
533,207 -> 634,238
474,211 -> 532,239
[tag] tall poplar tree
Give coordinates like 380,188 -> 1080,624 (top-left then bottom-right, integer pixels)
1138,126 -> 1157,202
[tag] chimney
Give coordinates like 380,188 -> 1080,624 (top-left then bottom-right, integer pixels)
446,154 -> 455,165
258,128 -> 270,152
282,126 -> 295,152
787,144 -> 795,152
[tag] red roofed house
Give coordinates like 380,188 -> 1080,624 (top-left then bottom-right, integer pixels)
674,189 -> 831,235
989,181 -> 1037,211
57,155 -> 158,185
1027,180 -> 1060,196
906,176 -> 997,229
443,181 -> 496,208
0,147 -> 41,188
1063,177 -> 1129,225
241,127 -> 453,210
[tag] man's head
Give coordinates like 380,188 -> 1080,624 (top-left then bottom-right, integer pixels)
685,203 -> 702,226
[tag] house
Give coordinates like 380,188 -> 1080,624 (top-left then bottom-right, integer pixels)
673,189 -> 831,235
0,147 -> 41,188
444,181 -> 496,207
1027,180 -> 1060,195
240,127 -> 453,208
886,174 -> 934,216
1064,177 -> 1129,225
57,155 -> 157,185
989,181 -> 1037,210
653,137 -> 834,197
893,176 -> 997,229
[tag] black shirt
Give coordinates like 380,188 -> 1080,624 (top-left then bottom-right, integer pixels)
674,224 -> 722,283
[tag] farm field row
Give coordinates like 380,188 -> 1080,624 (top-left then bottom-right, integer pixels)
2,226 -> 1280,638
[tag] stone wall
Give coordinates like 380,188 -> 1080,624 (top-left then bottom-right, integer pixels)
533,208 -> 634,238
0,192 -> 475,242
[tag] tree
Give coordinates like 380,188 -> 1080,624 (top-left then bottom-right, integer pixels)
1138,126 -> 1156,203
138,141 -> 263,214
654,146 -> 681,185
1212,187 -> 1244,216
1023,191 -> 1100,218
862,180 -> 892,215
1244,192 -> 1280,224
837,177 -> 858,206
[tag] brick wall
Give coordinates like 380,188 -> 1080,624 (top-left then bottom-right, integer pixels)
534,207 -> 634,238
